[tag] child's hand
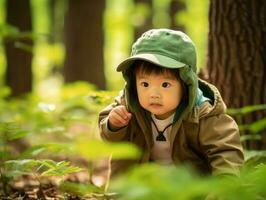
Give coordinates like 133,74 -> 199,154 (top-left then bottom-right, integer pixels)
108,105 -> 132,130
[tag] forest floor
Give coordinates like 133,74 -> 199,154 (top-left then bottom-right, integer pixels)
0,158 -> 115,200
0,171 -> 116,200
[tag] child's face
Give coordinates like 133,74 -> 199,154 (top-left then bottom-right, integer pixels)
136,70 -> 183,120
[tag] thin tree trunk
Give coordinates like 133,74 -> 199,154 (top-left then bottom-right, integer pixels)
49,0 -> 66,43
134,0 -> 153,39
5,0 -> 33,96
170,0 -> 185,31
64,0 -> 106,90
207,0 -> 266,149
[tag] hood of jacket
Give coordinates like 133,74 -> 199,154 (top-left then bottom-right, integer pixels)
122,64 -> 201,124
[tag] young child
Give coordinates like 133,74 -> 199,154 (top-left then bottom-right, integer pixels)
99,29 -> 244,176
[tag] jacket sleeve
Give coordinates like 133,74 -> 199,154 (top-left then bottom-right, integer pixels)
98,91 -> 129,142
199,114 -> 244,176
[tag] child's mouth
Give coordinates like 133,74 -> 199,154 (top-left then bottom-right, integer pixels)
150,103 -> 163,107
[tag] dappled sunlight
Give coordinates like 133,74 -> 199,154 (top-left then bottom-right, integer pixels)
0,0 -> 265,199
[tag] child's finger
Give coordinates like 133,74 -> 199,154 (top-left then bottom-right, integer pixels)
111,110 -> 128,125
119,106 -> 131,119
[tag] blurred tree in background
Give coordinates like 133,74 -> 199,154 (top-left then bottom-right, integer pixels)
206,0 -> 266,149
63,0 -> 106,90
49,0 -> 66,44
133,0 -> 185,41
133,0 -> 153,39
4,0 -> 33,96
0,0 -> 208,92
169,0 -> 185,31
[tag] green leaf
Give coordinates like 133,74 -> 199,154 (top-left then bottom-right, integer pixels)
239,117 -> 266,134
244,150 -> 266,168
244,150 -> 266,161
59,182 -> 103,196
4,159 -> 82,178
111,163 -> 260,200
14,41 -> 33,52
38,160 -> 82,177
19,143 -> 71,158
4,159 -> 39,170
240,134 -> 261,142
0,151 -> 9,159
0,122 -> 30,141
0,24 -> 20,38
4,170 -> 32,178
8,130 -> 31,140
227,104 -> 266,116
0,87 -> 11,98
4,159 -> 39,178
75,140 -> 141,160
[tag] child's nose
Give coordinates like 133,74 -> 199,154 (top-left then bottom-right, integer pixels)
150,89 -> 161,99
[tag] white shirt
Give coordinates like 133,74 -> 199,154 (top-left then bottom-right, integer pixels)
150,113 -> 175,165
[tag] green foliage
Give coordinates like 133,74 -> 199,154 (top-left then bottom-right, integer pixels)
0,82 -> 265,199
153,0 -> 171,28
39,160 -> 82,177
104,0 -> 134,90
4,159 -> 82,178
178,0 -> 209,69
75,140 -> 141,160
0,122 -> 30,141
244,150 -> 266,168
18,143 -> 71,159
227,104 -> 266,143
239,117 -> 266,134
227,104 -> 266,116
59,182 -> 103,196
110,163 -> 266,200
3,159 -> 39,178
0,84 -> 143,197
131,2 -> 151,27
0,122 -> 31,161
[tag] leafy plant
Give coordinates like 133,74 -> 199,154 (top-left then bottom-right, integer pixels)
3,159 -> 82,195
0,121 -> 32,194
75,139 -> 141,160
110,163 -> 266,200
59,182 -> 104,197
227,104 -> 266,144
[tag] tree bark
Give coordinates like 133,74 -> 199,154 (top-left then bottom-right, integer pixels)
170,0 -> 185,31
49,0 -> 66,43
63,0 -> 106,90
5,0 -> 33,97
207,0 -> 266,149
134,0 -> 153,39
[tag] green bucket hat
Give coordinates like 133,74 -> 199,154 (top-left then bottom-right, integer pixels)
116,29 -> 197,73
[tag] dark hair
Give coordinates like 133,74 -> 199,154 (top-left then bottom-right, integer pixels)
124,60 -> 188,110
133,60 -> 181,80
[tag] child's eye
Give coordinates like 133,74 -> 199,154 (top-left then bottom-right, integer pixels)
162,82 -> 171,88
141,82 -> 149,87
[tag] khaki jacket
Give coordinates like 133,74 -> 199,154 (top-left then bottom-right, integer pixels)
99,80 -> 244,177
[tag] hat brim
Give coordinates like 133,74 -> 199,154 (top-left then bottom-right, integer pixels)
116,53 -> 186,72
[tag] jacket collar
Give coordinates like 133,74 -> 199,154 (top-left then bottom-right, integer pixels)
184,79 -> 226,124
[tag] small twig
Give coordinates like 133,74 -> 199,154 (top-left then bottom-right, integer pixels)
104,155 -> 112,193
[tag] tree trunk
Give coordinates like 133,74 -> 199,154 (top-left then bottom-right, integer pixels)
170,0 -> 185,31
64,0 -> 106,90
49,0 -> 66,43
5,0 -> 33,97
134,0 -> 153,39
207,0 -> 266,149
